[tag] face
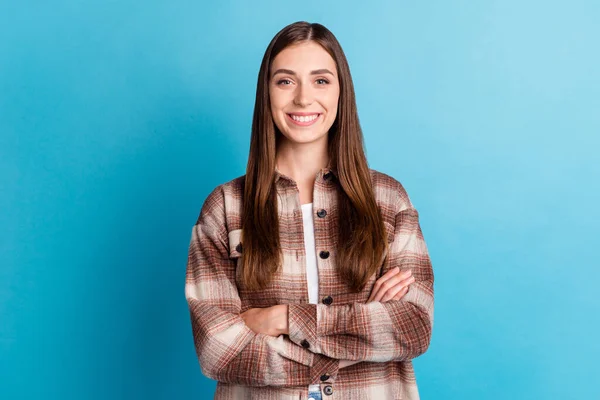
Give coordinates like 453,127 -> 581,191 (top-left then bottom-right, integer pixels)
269,41 -> 340,146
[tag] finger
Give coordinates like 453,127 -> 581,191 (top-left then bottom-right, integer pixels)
392,286 -> 409,300
368,267 -> 399,302
392,286 -> 409,301
370,268 -> 410,302
371,269 -> 412,302
393,279 -> 415,299
379,266 -> 401,282
381,283 -> 406,302
381,275 -> 415,302
381,276 -> 415,302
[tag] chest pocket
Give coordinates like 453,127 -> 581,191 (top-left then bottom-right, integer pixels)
228,228 -> 243,259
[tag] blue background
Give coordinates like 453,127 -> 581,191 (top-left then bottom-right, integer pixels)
1,1 -> 598,399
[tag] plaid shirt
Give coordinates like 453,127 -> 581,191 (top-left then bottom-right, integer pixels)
185,166 -> 434,400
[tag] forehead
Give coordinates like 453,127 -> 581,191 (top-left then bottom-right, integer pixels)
271,41 -> 337,73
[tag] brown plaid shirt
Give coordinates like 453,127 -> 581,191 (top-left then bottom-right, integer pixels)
185,166 -> 434,399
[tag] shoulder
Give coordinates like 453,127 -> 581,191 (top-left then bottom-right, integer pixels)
200,175 -> 244,207
369,168 -> 414,213
196,174 -> 246,231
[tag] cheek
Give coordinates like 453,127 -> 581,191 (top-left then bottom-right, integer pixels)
325,101 -> 339,120
269,96 -> 287,117
323,91 -> 339,113
268,101 -> 281,120
268,99 -> 287,132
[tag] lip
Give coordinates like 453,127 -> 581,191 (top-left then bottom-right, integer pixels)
288,111 -> 321,116
286,113 -> 321,127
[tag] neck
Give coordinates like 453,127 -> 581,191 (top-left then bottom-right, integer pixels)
275,138 -> 329,183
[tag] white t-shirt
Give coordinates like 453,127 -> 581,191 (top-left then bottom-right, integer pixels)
300,203 -> 321,394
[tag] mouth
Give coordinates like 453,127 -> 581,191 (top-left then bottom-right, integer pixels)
286,113 -> 321,127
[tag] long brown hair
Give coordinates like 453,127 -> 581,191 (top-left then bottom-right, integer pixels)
240,21 -> 388,293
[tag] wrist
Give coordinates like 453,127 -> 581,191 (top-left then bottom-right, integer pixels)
276,304 -> 289,335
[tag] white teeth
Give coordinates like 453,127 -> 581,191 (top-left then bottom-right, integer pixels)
290,114 -> 319,122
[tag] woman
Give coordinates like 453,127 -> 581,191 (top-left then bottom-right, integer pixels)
185,21 -> 434,400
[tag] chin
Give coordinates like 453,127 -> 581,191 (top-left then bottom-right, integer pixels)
287,133 -> 327,145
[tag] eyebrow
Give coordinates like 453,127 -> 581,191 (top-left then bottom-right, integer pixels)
272,68 -> 335,77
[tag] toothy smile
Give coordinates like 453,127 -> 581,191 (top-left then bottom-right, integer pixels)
286,113 -> 322,126
288,113 -> 320,122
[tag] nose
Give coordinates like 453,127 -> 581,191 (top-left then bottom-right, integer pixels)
293,82 -> 313,107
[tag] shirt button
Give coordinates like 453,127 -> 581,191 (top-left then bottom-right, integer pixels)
322,296 -> 333,305
323,385 -> 334,395
317,209 -> 327,218
320,374 -> 330,381
301,339 -> 310,348
319,250 -> 330,259
235,242 -> 243,253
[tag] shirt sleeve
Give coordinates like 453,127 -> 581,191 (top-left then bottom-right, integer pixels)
286,200 -> 434,363
185,185 -> 340,386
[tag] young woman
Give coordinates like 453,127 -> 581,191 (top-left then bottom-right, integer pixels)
185,21 -> 434,400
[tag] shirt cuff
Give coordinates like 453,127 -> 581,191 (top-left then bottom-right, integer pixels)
309,353 -> 340,384
288,303 -> 318,351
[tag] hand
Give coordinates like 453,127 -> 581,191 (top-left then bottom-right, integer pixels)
340,268 -> 414,370
240,304 -> 288,337
340,359 -> 361,369
367,267 -> 414,303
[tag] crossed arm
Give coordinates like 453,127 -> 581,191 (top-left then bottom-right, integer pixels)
185,186 -> 339,387
240,265 -> 415,368
185,186 -> 433,387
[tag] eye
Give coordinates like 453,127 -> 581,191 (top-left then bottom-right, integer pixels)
316,78 -> 330,85
277,79 -> 292,85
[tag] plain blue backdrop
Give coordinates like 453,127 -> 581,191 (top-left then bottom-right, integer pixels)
1,1 -> 599,399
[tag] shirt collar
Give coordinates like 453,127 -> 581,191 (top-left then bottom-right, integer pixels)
274,162 -> 338,185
